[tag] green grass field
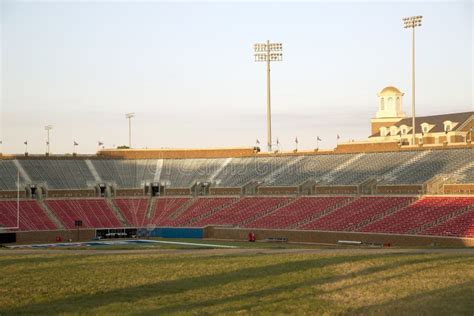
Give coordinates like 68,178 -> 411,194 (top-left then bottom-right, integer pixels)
1,243 -> 473,315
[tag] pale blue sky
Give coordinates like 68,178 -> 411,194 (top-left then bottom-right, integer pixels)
1,0 -> 472,154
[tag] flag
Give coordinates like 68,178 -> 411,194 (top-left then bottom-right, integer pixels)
295,137 -> 298,144
337,134 -> 340,140
73,141 -> 79,146
276,138 -> 280,145
98,141 -> 104,146
24,141 -> 28,145
256,139 -> 260,144
317,136 -> 322,141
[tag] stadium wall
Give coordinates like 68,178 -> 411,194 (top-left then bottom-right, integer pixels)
205,227 -> 474,247
1,142 -> 472,160
13,229 -> 96,244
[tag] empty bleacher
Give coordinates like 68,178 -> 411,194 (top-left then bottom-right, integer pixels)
420,205 -> 474,238
46,199 -> 122,229
213,157 -> 295,187
0,200 -> 56,231
113,198 -> 149,227
0,161 -> 23,190
265,155 -> 355,186
380,149 -> 470,185
163,197 -> 238,227
92,159 -> 158,188
244,196 -> 352,229
191,197 -> 291,227
301,196 -> 413,231
324,152 -> 419,185
359,197 -> 474,235
159,159 -> 226,188
20,160 -> 95,189
150,197 -> 192,226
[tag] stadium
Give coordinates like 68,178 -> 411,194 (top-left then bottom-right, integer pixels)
1,1 -> 473,315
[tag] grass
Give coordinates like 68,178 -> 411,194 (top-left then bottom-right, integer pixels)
0,246 -> 473,315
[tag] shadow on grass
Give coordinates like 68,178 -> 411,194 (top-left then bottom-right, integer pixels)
351,279 -> 474,315
152,254 -> 471,314
1,253 -> 471,314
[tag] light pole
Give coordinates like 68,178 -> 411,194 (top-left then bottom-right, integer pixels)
254,40 -> 283,152
125,113 -> 135,148
45,125 -> 53,155
403,15 -> 422,146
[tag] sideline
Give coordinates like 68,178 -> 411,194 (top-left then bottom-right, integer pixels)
7,239 -> 238,249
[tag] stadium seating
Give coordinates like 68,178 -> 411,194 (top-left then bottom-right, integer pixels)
46,199 -> 122,229
420,206 -> 474,238
0,200 -> 56,231
0,148 -> 470,189
92,159 -> 158,188
113,198 -> 149,227
325,152 -> 419,185
379,149 -> 470,185
359,197 -> 474,235
0,161 -> 23,190
191,197 -> 291,227
265,155 -> 355,186
301,196 -> 413,231
160,159 -> 226,188
163,197 -> 238,227
213,157 -> 295,187
20,160 -> 95,189
150,197 -> 192,226
244,196 -> 352,229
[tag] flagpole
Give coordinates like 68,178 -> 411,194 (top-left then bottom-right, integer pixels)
17,169 -> 20,229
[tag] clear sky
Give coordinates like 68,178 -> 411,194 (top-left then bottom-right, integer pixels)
1,0 -> 472,154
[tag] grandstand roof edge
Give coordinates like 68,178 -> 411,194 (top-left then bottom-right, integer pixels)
0,142 -> 471,160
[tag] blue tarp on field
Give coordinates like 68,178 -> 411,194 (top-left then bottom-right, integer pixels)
148,227 -> 203,239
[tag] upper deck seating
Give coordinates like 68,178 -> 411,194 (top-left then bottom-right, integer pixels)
0,161 -> 24,190
159,159 -> 226,188
92,159 -> 158,188
20,160 -> 95,189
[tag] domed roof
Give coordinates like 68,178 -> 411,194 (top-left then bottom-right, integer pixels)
379,86 -> 403,96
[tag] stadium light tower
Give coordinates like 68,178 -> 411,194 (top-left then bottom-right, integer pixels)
254,40 -> 283,152
45,125 -> 53,155
403,15 -> 422,146
125,113 -> 135,148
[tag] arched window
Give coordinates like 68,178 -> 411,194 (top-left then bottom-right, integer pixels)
443,121 -> 452,132
380,98 -> 385,111
388,97 -> 393,108
400,125 -> 408,135
380,127 -> 388,137
421,123 -> 430,134
396,97 -> 400,107
390,126 -> 398,136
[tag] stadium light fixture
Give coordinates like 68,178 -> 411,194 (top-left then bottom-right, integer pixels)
403,15 -> 422,146
125,113 -> 135,148
45,125 -> 53,155
254,40 -> 283,152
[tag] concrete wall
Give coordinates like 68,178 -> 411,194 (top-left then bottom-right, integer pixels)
47,189 -> 96,198
205,227 -> 474,247
14,229 -> 96,244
